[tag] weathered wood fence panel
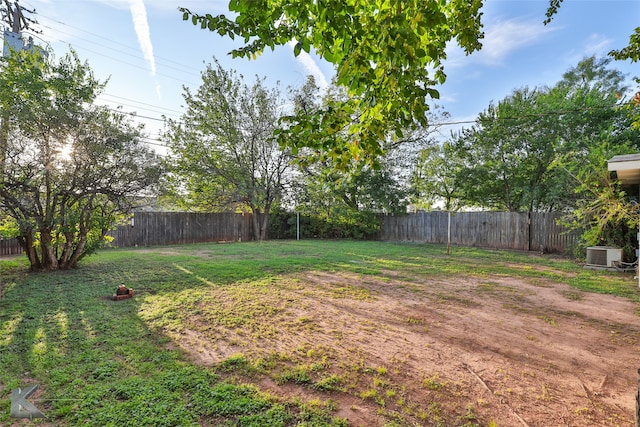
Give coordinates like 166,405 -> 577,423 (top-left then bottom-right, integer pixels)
529,212 -> 580,253
0,238 -> 22,256
452,212 -> 529,250
108,212 -> 254,247
380,211 -> 579,253
382,211 -> 450,244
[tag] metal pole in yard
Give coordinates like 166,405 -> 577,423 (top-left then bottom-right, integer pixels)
296,212 -> 300,241
447,211 -> 451,255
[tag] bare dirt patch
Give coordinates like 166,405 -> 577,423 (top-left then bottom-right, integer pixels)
157,270 -> 640,426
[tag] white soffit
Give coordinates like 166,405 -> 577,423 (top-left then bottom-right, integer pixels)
608,154 -> 640,185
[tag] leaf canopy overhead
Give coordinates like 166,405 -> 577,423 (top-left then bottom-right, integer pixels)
180,0 -> 484,167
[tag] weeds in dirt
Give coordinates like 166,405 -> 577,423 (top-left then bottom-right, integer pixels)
313,374 -> 345,392
541,315 -> 558,327
536,384 -> 554,401
276,366 -> 313,385
561,290 -> 585,301
422,373 -> 447,390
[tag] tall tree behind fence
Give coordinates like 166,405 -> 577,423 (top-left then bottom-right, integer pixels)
380,211 -> 579,253
108,212 -> 254,247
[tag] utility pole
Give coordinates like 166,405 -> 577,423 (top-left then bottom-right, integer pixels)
0,0 -> 40,180
2,0 -> 38,55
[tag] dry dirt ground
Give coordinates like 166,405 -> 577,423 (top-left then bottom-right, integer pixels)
156,268 -> 640,427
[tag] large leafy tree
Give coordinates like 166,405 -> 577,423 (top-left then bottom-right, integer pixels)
0,49 -> 163,270
421,57 -> 635,213
551,58 -> 640,256
165,60 -> 291,241
288,77 -> 424,215
452,87 -> 562,212
180,1 -> 484,167
288,76 -> 443,220
412,141 -> 466,211
546,57 -> 634,202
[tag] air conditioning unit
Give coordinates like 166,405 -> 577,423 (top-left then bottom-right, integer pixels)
585,246 -> 623,268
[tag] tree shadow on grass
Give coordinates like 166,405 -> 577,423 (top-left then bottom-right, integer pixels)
0,262 -> 191,422
0,249 -> 345,426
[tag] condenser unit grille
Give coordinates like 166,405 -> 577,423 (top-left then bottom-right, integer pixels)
586,248 -> 607,266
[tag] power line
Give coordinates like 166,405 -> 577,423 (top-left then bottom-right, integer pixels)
100,93 -> 184,116
140,137 -> 169,149
16,8 -> 201,135
24,28 -> 198,87
104,107 -> 170,124
430,103 -> 627,129
11,5 -> 633,153
16,28 -> 191,132
21,3 -> 203,75
96,97 -> 182,120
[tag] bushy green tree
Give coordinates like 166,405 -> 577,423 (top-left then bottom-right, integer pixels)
412,141 -> 466,211
0,49 -> 163,270
165,60 -> 292,241
286,76 -> 443,235
554,58 -> 640,256
412,55 -> 640,257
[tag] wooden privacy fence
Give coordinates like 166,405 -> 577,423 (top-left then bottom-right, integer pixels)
0,212 -> 255,255
0,238 -> 23,256
0,211 -> 579,255
380,211 -> 579,253
108,212 -> 254,247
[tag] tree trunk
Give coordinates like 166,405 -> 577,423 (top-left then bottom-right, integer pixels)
259,212 -> 270,240
39,229 -> 59,270
59,231 -> 75,265
0,110 -> 9,180
251,207 -> 263,241
259,200 -> 272,241
17,232 -> 41,271
63,231 -> 87,269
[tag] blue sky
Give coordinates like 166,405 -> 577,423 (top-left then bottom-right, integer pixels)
6,0 -> 640,151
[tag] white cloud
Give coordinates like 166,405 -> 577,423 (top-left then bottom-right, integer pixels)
562,33 -> 615,70
287,41 -> 329,90
480,19 -> 558,64
583,33 -> 613,56
446,18 -> 559,68
128,0 -> 156,76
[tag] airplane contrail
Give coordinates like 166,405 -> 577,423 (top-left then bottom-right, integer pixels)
288,40 -> 329,91
128,0 -> 156,76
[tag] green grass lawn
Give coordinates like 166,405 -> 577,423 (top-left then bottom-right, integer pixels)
0,240 -> 637,426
